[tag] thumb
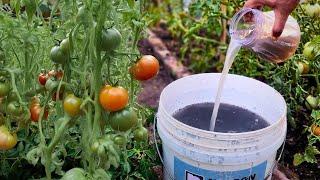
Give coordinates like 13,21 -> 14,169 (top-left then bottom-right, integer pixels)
272,11 -> 289,38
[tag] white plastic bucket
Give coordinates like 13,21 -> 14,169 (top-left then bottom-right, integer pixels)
156,73 -> 287,180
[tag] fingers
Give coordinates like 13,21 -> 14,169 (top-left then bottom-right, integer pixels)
244,0 -> 276,9
272,10 -> 289,38
244,0 -> 263,9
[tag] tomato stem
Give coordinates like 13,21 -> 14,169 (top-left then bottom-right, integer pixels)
48,116 -> 72,151
42,115 -> 72,180
49,0 -> 61,30
5,68 -> 30,121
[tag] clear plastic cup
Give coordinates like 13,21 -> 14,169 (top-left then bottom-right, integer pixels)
229,8 -> 301,63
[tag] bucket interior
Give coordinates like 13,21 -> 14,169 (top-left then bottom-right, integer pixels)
159,73 -> 286,128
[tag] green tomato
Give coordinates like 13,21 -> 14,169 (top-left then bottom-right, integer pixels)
303,42 -> 315,60
7,92 -> 18,102
60,38 -> 70,54
109,108 -> 138,132
50,46 -> 67,64
91,141 -> 100,153
97,145 -> 106,156
7,102 -> 23,116
306,95 -> 318,109
297,61 -> 309,74
61,168 -> 86,180
45,78 -> 58,92
113,135 -> 127,146
100,28 -> 122,51
0,82 -> 10,98
133,127 -> 148,142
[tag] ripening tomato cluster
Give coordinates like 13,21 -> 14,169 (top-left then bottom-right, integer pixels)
86,26 -> 161,135
301,40 -> 320,137
98,54 -> 159,133
38,70 -> 64,86
0,81 -> 18,150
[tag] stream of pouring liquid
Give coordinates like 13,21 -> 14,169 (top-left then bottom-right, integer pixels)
209,40 -> 242,131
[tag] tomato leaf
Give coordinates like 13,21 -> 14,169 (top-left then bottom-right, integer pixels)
93,169 -> 111,180
127,0 -> 134,8
304,145 -> 320,163
311,110 -> 320,121
26,147 -> 41,166
293,153 -> 304,166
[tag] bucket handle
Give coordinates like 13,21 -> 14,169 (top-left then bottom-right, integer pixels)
153,116 -> 286,180
264,129 -> 286,180
153,115 -> 175,180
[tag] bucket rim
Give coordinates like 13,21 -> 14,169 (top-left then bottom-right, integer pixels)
158,73 -> 287,137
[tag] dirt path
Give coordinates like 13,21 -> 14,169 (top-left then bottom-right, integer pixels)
137,39 -> 174,108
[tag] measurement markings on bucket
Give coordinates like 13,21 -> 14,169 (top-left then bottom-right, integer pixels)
174,157 -> 267,180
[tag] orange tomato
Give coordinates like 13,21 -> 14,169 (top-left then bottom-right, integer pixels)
130,55 -> 159,81
311,124 -> 320,136
48,70 -> 64,80
99,85 -> 128,112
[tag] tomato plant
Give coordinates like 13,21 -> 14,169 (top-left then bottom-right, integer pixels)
0,0 -> 159,179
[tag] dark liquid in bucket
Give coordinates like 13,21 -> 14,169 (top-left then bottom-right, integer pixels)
173,103 -> 270,133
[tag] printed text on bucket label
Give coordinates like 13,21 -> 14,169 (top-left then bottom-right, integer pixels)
174,157 -> 267,180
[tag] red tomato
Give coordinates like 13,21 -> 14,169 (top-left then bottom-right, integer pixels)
38,73 -> 48,86
130,55 -> 160,81
30,102 -> 48,122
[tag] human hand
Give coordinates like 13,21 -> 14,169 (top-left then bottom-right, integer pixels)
244,0 -> 299,38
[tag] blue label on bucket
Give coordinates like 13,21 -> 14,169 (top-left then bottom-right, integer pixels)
174,157 -> 267,180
